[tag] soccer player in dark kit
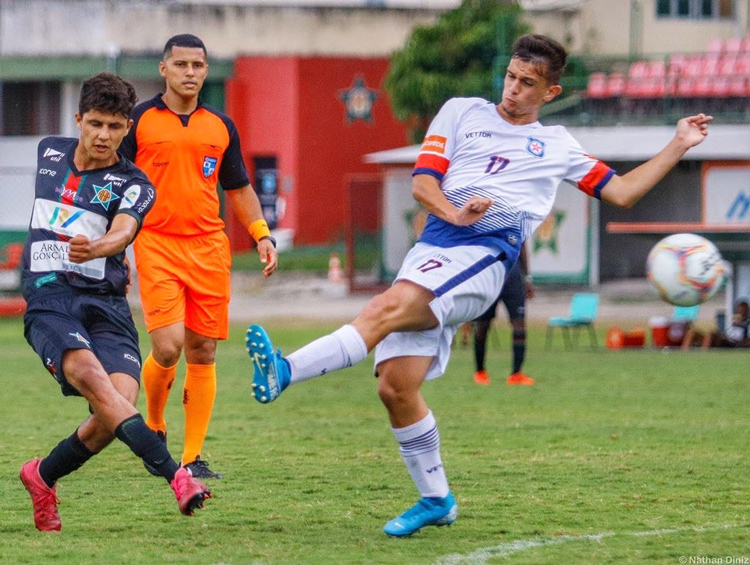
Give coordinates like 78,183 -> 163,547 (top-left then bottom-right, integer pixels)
19,72 -> 211,532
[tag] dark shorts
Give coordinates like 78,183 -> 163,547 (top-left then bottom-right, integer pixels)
24,291 -> 142,397
475,263 -> 526,322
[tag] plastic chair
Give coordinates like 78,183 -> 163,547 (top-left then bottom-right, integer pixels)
545,293 -> 600,350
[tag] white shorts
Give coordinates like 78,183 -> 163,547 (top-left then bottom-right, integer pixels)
374,242 -> 508,380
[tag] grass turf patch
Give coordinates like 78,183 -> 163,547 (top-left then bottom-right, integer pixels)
1,318 -> 748,563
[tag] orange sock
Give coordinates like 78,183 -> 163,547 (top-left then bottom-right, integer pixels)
182,363 -> 217,465
142,353 -> 178,433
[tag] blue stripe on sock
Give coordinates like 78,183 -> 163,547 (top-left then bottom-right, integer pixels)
433,253 -> 504,298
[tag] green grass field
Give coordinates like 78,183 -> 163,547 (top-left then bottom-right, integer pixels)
1,316 -> 748,564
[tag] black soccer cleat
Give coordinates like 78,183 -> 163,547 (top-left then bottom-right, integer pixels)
184,456 -> 223,479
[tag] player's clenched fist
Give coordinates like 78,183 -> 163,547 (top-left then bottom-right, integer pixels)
68,235 -> 96,263
453,196 -> 493,226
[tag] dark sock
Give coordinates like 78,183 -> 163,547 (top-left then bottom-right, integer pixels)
115,414 -> 179,483
512,330 -> 526,374
39,430 -> 96,488
474,321 -> 489,372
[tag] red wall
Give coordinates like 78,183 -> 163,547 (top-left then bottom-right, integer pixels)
226,56 -> 408,246
226,57 -> 299,251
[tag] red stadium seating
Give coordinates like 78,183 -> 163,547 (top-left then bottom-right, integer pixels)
583,36 -> 750,115
605,72 -> 625,97
586,72 -> 608,98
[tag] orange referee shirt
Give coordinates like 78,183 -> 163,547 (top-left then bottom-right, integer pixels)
119,94 -> 250,236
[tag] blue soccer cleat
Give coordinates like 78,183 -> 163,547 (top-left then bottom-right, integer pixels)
383,492 -> 458,537
245,324 -> 291,404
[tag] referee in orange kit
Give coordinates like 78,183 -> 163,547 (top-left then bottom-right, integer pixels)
120,34 -> 277,478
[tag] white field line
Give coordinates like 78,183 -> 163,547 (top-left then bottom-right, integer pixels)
436,524 -> 739,564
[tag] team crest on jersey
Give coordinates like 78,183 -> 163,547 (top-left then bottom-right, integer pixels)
203,156 -> 218,178
90,183 -> 120,210
526,137 -> 546,158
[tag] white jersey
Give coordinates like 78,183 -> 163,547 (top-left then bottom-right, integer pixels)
414,97 -> 615,254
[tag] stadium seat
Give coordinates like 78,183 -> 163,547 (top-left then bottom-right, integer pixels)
586,72 -> 608,98
725,37 -> 742,57
718,56 -> 737,76
707,38 -> 724,55
605,72 -> 625,97
545,293 -> 600,351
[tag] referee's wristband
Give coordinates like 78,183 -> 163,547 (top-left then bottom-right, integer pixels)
248,219 -> 271,243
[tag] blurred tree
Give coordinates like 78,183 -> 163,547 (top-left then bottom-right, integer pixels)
385,0 -> 529,143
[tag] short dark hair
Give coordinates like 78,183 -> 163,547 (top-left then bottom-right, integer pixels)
163,34 -> 207,59
511,34 -> 568,85
78,72 -> 137,119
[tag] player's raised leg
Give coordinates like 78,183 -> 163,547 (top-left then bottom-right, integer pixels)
377,356 -> 457,537
246,281 -> 435,403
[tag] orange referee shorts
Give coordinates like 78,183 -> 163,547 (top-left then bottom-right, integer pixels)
134,229 -> 232,340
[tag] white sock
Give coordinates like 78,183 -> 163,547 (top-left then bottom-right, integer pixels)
391,411 -> 449,498
287,324 -> 368,384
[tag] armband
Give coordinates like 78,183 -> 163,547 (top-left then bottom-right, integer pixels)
248,219 -> 271,243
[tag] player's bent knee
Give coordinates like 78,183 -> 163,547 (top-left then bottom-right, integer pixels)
377,374 -> 414,407
65,362 -> 112,399
153,342 -> 182,367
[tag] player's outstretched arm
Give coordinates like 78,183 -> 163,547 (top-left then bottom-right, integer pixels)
599,113 -> 712,209
412,174 -> 492,226
225,185 -> 278,277
68,214 -> 138,263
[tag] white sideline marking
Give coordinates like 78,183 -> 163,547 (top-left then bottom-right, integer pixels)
436,524 -> 738,564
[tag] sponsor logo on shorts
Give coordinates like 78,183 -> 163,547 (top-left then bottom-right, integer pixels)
39,168 -> 57,177
123,353 -> 141,368
69,332 -> 91,348
45,357 -> 57,375
421,135 -> 447,155
508,234 -> 518,246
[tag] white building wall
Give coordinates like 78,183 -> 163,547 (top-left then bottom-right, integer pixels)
523,0 -> 749,56
0,0 -> 449,57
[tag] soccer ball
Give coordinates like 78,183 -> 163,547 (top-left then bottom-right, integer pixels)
646,233 -> 725,306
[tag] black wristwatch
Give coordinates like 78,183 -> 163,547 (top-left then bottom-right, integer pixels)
259,235 -> 277,248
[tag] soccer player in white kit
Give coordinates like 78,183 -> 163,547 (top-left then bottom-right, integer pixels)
247,34 -> 712,536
